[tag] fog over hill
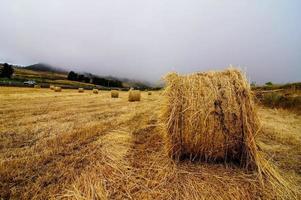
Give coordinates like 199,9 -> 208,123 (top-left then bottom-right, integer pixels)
20,62 -> 157,88
0,0 -> 300,84
24,63 -> 67,74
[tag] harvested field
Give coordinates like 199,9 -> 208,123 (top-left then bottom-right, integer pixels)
0,87 -> 300,199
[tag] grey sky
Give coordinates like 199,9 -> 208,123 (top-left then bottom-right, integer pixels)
0,0 -> 300,84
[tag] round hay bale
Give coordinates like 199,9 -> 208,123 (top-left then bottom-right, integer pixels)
93,89 -> 99,94
148,91 -> 152,95
128,90 -> 141,102
34,85 -> 41,88
111,90 -> 119,98
78,88 -> 84,93
54,86 -> 62,92
162,68 -> 260,169
50,85 -> 55,90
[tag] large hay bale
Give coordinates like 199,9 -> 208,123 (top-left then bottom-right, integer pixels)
78,88 -> 84,93
54,86 -> 62,92
162,68 -> 260,169
111,90 -> 119,98
34,85 -> 41,88
148,91 -> 152,95
50,85 -> 55,90
93,89 -> 99,94
128,90 -> 141,102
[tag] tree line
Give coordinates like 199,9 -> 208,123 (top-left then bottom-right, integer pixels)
0,63 -> 14,78
67,71 -> 123,88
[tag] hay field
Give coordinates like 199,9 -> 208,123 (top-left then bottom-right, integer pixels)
0,87 -> 300,199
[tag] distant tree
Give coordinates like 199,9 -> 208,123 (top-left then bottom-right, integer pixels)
0,63 -> 14,78
67,71 -> 78,81
265,82 -> 273,86
92,77 -> 107,86
109,79 -> 123,88
68,71 -> 91,83
77,74 -> 85,82
83,76 -> 90,83
91,77 -> 123,88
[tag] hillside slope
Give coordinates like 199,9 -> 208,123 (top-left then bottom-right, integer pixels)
24,63 -> 67,74
1,63 -> 155,89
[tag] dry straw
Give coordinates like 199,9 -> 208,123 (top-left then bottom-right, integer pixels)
34,85 -> 41,88
78,88 -> 84,93
161,68 -> 298,198
111,90 -> 119,98
54,87 -> 62,92
162,68 -> 259,168
93,89 -> 99,94
128,90 -> 141,102
148,91 -> 152,95
50,85 -> 55,90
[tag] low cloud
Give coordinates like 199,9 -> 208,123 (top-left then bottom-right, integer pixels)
0,0 -> 300,83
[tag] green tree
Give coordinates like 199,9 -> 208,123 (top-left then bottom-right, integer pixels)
67,71 -> 78,81
77,74 -> 85,82
0,63 -> 14,78
265,82 -> 273,86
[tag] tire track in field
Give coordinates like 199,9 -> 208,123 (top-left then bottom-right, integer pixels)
60,101 -> 160,200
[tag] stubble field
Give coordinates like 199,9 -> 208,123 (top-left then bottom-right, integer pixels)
0,87 -> 300,199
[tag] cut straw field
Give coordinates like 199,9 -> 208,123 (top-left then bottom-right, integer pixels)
0,87 -> 300,199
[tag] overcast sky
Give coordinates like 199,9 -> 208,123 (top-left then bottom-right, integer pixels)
0,0 -> 300,84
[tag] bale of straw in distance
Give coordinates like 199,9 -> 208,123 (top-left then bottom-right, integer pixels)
50,85 -> 55,90
148,91 -> 152,95
161,68 -> 260,169
54,86 -> 62,92
93,89 -> 98,94
78,88 -> 84,93
128,90 -> 141,102
34,85 -> 41,88
111,90 -> 119,98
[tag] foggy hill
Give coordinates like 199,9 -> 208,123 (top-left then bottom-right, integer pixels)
22,63 -> 155,89
24,63 -> 67,74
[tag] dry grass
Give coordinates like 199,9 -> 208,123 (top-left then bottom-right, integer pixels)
161,69 -> 299,199
34,85 -> 41,88
162,69 -> 259,169
78,88 -> 84,93
0,87 -> 300,199
257,107 -> 301,177
111,90 -> 119,98
128,90 -> 141,102
13,67 -> 67,80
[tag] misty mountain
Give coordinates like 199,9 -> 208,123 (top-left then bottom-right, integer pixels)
22,63 -> 155,89
24,63 -> 67,74
86,74 -> 153,89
